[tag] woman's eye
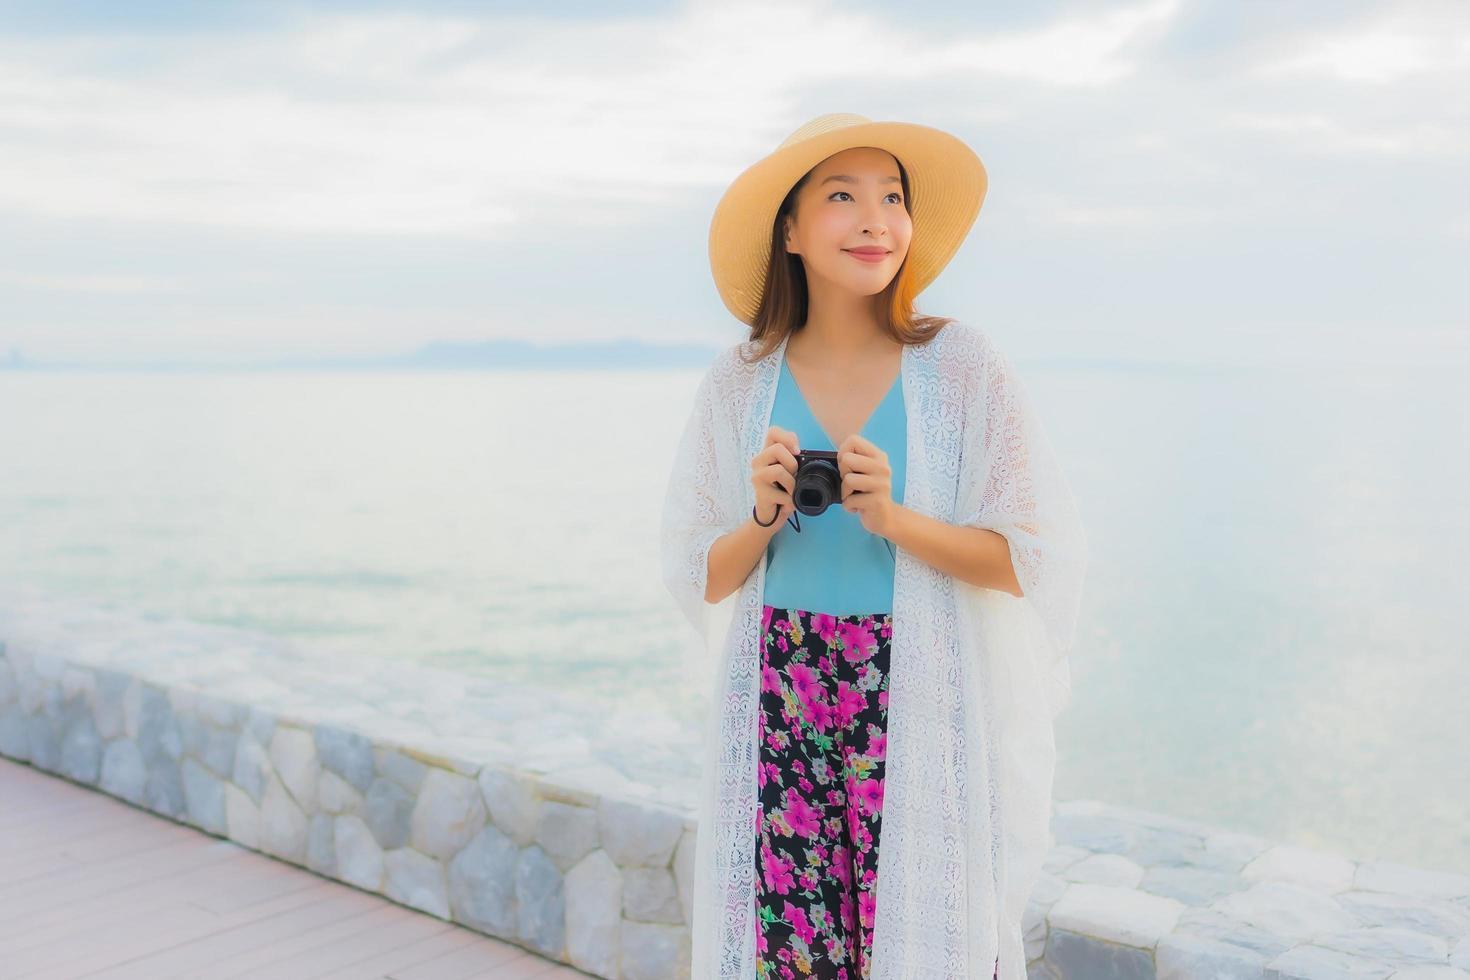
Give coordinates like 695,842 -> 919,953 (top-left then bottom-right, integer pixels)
829,191 -> 904,203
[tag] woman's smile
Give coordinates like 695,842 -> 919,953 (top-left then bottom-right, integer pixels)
842,247 -> 891,264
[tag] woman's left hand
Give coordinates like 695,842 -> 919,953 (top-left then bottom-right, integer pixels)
838,434 -> 898,539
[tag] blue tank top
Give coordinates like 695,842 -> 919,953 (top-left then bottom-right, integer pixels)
761,350 -> 907,616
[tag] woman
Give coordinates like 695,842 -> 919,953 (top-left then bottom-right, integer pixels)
661,113 -> 1088,980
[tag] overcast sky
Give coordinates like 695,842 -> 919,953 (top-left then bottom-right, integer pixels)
1,0 -> 1466,367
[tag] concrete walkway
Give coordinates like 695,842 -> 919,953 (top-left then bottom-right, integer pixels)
0,756 -> 595,979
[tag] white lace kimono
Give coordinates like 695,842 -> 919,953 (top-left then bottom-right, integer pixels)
660,320 -> 1088,979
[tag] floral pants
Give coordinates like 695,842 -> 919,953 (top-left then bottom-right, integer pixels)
754,604 -> 1000,980
754,604 -> 892,979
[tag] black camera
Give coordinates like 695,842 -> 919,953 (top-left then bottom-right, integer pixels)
787,449 -> 842,517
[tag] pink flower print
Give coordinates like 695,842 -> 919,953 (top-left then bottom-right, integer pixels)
783,901 -> 817,946
867,729 -> 887,761
833,681 -> 866,730
783,786 -> 822,838
836,621 -> 878,663
831,843 -> 853,887
807,696 -> 834,732
858,890 -> 877,929
757,925 -> 768,955
790,760 -> 806,775
780,965 -> 795,979
798,776 -> 813,794
787,663 -> 823,710
761,842 -> 796,894
811,612 -> 840,643
798,870 -> 817,892
813,843 -> 829,861
761,665 -> 782,695
826,789 -> 844,808
877,688 -> 888,709
762,604 -> 774,633
838,887 -> 856,931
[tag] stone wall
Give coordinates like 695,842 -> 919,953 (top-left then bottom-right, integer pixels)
2,586 -> 1467,979
0,587 -> 697,978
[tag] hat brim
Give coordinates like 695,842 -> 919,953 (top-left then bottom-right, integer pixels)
709,120 -> 988,327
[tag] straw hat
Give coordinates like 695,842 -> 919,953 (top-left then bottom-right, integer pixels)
708,112 -> 988,326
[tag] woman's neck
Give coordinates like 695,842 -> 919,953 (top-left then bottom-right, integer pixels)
789,315 -> 892,366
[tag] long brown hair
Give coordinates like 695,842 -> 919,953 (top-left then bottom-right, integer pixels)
738,153 -> 955,365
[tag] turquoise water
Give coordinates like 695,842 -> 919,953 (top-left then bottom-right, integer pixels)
1,362 -> 1466,872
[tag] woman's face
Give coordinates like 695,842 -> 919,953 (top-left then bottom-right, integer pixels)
783,146 -> 913,300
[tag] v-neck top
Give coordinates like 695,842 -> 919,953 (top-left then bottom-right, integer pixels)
762,351 -> 907,616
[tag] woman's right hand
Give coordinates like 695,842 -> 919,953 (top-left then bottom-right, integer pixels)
751,426 -> 800,528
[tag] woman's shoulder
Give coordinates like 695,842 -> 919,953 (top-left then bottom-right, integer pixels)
703,335 -> 772,385
925,317 -> 996,355
689,338 -> 765,412
917,318 -> 1003,379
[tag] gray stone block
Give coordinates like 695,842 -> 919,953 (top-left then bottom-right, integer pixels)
100,737 -> 147,805
621,920 -> 691,980
624,867 -> 682,924
315,725 -> 375,793
1157,931 -> 1268,980
537,801 -> 598,872
307,812 -> 336,877
1045,928 -> 1155,980
1264,943 -> 1395,979
448,823 -> 520,938
144,755 -> 186,818
384,847 -> 450,920
364,777 -> 415,850
566,849 -> 621,976
516,844 -> 566,958
181,757 -> 227,835
59,707 -> 101,784
599,797 -> 684,869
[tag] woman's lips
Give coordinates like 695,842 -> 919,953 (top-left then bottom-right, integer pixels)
843,248 -> 891,264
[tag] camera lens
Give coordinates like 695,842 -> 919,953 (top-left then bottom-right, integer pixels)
794,458 -> 841,516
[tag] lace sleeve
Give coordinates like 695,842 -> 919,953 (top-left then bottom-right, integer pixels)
659,357 -> 744,641
955,327 -> 1089,664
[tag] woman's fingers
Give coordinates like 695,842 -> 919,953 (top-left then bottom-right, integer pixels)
842,472 -> 885,498
761,461 -> 795,496
755,432 -> 800,475
764,426 -> 800,456
772,443 -> 798,474
753,428 -> 800,521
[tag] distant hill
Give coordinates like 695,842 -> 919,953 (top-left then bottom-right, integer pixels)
0,339 -> 726,372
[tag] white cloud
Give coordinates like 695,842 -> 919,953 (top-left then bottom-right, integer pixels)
0,1 -> 1183,237
1224,110 -> 1469,158
1250,3 -> 1470,83
1016,191 -> 1224,230
927,0 -> 1181,86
